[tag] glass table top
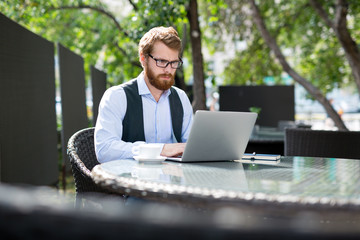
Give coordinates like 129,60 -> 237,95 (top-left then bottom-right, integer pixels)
97,156 -> 360,200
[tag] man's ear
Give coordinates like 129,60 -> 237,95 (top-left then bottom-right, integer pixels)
139,53 -> 146,65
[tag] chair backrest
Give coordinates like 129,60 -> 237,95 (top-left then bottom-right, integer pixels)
285,128 -> 360,159
67,127 -> 110,193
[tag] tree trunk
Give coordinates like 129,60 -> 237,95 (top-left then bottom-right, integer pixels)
187,0 -> 207,112
249,0 -> 348,131
174,24 -> 188,92
310,0 -> 360,94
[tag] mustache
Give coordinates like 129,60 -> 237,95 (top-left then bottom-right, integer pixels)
158,73 -> 173,78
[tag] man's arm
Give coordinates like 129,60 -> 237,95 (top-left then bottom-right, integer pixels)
94,87 -> 144,163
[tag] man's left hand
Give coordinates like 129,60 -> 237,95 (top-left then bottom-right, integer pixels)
161,143 -> 186,157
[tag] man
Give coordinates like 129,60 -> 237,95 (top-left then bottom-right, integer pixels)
95,26 -> 193,163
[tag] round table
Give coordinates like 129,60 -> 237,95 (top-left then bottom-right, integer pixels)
92,156 -> 360,212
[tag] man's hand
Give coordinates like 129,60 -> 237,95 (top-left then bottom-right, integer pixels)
161,143 -> 186,157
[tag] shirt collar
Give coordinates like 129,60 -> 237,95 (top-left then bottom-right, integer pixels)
137,72 -> 171,97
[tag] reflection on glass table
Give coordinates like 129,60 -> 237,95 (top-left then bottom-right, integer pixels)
92,156 -> 360,209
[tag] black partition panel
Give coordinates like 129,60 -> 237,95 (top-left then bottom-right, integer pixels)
58,44 -> 88,171
90,66 -> 107,125
219,85 -> 295,127
0,14 -> 58,185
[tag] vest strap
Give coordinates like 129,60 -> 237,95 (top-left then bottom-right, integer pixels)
122,80 -> 145,142
169,87 -> 183,143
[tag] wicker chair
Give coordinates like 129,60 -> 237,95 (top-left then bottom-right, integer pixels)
285,128 -> 360,159
67,127 -> 119,207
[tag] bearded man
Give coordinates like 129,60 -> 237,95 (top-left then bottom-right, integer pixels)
95,27 -> 193,163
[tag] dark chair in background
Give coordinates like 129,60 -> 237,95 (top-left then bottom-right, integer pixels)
285,128 -> 360,159
67,127 -> 120,207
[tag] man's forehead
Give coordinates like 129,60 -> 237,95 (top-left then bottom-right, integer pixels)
151,42 -> 179,59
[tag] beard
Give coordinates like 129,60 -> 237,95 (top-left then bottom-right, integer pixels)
145,63 -> 175,91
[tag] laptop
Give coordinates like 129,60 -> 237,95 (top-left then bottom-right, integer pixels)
167,110 -> 257,162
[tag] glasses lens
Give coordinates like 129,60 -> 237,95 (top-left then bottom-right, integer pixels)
171,61 -> 182,69
156,60 -> 168,67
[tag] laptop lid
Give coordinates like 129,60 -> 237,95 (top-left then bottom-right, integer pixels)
168,110 -> 257,162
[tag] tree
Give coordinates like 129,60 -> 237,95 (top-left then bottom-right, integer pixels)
309,0 -> 360,94
209,0 -> 360,130
0,0 -> 142,84
0,0 -> 209,112
187,0 -> 207,111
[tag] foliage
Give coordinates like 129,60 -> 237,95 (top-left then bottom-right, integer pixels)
1,0 -> 360,113
203,0 -> 359,96
268,0 -> 353,93
223,33 -> 283,85
0,0 -> 191,86
249,106 -> 261,115
1,0 -> 128,84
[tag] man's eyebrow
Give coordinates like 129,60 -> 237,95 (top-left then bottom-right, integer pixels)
155,56 -> 180,62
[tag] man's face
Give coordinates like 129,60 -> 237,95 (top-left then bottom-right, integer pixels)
143,41 -> 179,91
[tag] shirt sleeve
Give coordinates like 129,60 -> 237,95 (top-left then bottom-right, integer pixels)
94,87 -> 145,163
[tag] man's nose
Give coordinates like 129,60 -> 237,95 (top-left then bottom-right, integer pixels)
163,63 -> 172,72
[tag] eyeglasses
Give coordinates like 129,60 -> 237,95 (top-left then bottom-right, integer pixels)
148,54 -> 183,69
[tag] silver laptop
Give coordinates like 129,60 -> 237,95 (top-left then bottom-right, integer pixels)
167,110 -> 257,162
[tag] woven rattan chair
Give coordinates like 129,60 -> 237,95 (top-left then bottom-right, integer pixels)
67,127 -> 120,207
285,128 -> 360,159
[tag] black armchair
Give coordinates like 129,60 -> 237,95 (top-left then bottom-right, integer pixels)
67,127 -> 119,206
284,128 -> 360,159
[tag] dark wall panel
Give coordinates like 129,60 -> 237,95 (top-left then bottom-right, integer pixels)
219,85 -> 295,127
0,13 -> 58,185
58,44 -> 88,171
90,66 -> 107,125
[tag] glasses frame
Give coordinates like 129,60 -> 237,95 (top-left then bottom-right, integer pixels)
148,54 -> 183,69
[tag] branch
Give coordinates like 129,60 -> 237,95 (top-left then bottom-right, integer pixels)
249,0 -> 348,130
127,0 -> 138,11
49,5 -> 142,69
113,42 -> 142,69
310,0 -> 360,93
334,0 -> 348,30
309,0 -> 334,29
48,5 -> 129,37
249,0 -> 291,73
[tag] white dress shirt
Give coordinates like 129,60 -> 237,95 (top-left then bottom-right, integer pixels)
94,72 -> 193,163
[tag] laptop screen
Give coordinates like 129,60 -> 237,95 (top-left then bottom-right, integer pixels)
168,111 -> 257,162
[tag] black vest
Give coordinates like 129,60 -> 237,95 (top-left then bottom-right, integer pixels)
122,79 -> 183,143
